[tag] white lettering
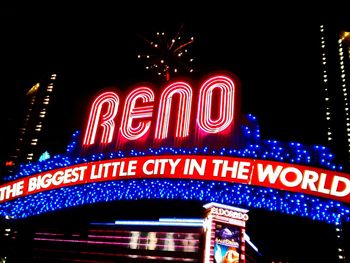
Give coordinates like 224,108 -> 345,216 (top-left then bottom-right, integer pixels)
330,176 -> 350,197
0,181 -> 24,201
318,173 -> 331,194
188,159 -> 206,175
280,167 -> 303,188
28,166 -> 87,192
237,161 -> 251,180
257,164 -> 283,183
301,170 -> 319,191
168,159 -> 181,174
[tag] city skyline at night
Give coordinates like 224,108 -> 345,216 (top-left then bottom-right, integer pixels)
1,6 -> 350,263
1,7 -> 349,161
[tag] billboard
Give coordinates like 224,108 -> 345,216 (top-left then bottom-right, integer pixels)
0,70 -> 349,226
203,203 -> 248,263
214,223 -> 241,263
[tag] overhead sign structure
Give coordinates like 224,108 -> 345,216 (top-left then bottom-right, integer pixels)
1,70 -> 350,224
1,155 -> 349,204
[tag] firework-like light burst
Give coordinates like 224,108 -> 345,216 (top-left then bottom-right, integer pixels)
137,25 -> 195,81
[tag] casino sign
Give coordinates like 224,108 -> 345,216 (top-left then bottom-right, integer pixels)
1,70 -> 350,224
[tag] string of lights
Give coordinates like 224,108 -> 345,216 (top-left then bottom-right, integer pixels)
0,114 -> 349,224
0,178 -> 348,224
6,113 -> 343,183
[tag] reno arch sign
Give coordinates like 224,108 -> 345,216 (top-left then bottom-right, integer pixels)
82,72 -> 240,148
1,155 -> 350,203
1,71 -> 350,211
77,70 -> 350,204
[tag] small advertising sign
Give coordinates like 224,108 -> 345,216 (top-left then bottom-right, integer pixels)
214,223 -> 240,263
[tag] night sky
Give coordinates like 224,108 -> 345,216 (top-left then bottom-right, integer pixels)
1,5 -> 350,262
2,6 -> 348,156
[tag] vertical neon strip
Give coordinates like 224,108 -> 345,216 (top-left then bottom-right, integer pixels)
120,87 -> 154,140
83,92 -> 119,145
155,82 -> 192,140
197,75 -> 235,133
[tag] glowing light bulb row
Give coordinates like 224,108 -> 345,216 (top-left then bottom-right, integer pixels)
4,114 -> 343,182
0,179 -> 349,224
320,25 -> 333,142
338,36 -> 350,159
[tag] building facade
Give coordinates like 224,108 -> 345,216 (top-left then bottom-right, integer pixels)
5,73 -> 57,175
320,23 -> 350,167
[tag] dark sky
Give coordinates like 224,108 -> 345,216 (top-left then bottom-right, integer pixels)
1,5 -> 350,262
2,5 -> 349,156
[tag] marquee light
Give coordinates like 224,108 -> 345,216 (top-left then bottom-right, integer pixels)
1,178 -> 349,224
83,74 -> 237,147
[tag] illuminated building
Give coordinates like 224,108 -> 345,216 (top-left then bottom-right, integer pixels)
1,202 -> 261,262
0,70 -> 349,262
5,73 -> 57,174
320,23 -> 350,166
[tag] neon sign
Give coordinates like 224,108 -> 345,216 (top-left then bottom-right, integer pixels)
83,73 -> 239,147
1,70 -> 350,224
1,155 -> 349,204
